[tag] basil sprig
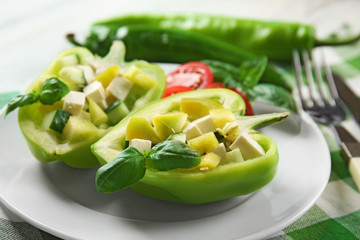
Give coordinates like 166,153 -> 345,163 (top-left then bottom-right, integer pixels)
96,147 -> 146,193
39,77 -> 70,105
95,139 -> 201,193
148,140 -> 201,171
5,77 -> 69,116
238,56 -> 267,88
5,92 -> 39,115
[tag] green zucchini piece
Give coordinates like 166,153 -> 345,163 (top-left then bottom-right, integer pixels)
105,100 -> 130,125
48,109 -> 71,134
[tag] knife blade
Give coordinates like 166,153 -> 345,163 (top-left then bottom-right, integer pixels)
334,125 -> 360,191
333,74 -> 360,125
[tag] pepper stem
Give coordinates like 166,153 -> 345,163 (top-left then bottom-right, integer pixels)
65,33 -> 83,46
315,34 -> 360,47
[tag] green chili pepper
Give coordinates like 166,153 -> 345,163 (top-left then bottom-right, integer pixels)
67,25 -> 293,91
91,89 -> 289,204
16,41 -> 166,168
93,13 -> 360,61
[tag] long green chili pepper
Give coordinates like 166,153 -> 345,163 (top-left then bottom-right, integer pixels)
93,14 -> 360,61
67,25 -> 293,91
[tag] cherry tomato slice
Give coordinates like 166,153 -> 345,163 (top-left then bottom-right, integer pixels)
229,88 -> 254,116
205,82 -> 226,88
205,82 -> 254,116
162,86 -> 193,98
166,62 -> 214,90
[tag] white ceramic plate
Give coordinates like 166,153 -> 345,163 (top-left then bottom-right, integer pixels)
0,101 -> 330,240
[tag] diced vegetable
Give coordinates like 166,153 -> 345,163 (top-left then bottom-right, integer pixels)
196,152 -> 221,170
225,148 -> 244,164
96,65 -> 120,88
168,132 -> 186,143
123,65 -> 158,90
49,109 -> 72,134
89,98 -> 108,126
152,112 -> 188,140
126,117 -> 160,143
59,66 -> 86,91
62,116 -> 98,142
209,109 -> 236,128
180,98 -> 223,120
105,100 -> 130,125
187,132 -> 219,155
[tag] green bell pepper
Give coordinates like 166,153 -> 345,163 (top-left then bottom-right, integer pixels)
16,41 -> 166,168
91,89 -> 288,204
93,13 -> 360,61
67,25 -> 293,91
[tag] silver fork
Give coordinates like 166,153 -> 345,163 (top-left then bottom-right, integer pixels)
293,49 -> 346,129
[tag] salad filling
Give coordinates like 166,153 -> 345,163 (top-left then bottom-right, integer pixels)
93,89 -> 289,204
8,40 -> 166,168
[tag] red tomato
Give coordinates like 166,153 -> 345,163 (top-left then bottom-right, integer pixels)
162,86 -> 193,98
166,62 -> 214,90
205,82 -> 254,116
229,88 -> 254,116
205,82 -> 225,88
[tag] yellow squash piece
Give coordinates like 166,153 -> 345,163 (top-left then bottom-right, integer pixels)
96,65 -> 120,88
151,112 -> 188,140
180,98 -> 223,121
197,152 -> 221,170
123,65 -> 158,90
89,98 -> 108,126
126,117 -> 160,143
187,132 -> 219,155
209,109 -> 236,128
62,116 -> 98,142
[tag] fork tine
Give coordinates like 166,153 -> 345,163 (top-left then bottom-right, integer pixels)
322,52 -> 338,106
302,50 -> 324,107
293,50 -> 308,108
313,50 -> 330,105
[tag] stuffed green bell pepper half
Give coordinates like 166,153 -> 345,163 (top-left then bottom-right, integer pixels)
8,41 -> 166,168
92,89 -> 289,204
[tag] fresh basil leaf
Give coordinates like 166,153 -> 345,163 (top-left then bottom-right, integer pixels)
202,59 -> 241,77
49,109 -> 71,133
238,56 -> 267,88
39,77 -> 70,105
5,92 -> 39,116
247,83 -> 297,112
96,147 -> 146,193
148,140 -> 201,171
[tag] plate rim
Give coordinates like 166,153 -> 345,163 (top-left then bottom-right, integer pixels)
0,108 -> 331,240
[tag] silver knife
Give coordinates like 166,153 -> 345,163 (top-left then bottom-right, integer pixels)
333,74 -> 360,125
335,125 -> 360,191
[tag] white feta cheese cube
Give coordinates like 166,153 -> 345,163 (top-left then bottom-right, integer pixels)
192,115 -> 216,134
129,138 -> 152,155
212,143 -> 227,162
225,148 -> 244,164
62,91 -> 86,115
229,132 -> 265,160
83,81 -> 107,109
184,123 -> 202,140
106,75 -> 133,100
77,65 -> 95,84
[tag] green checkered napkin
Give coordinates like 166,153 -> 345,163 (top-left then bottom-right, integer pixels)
1,43 -> 360,240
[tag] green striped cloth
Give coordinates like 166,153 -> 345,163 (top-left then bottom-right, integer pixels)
0,43 -> 360,240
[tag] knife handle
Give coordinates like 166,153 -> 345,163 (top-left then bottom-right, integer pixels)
349,157 -> 360,191
341,142 -> 360,191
